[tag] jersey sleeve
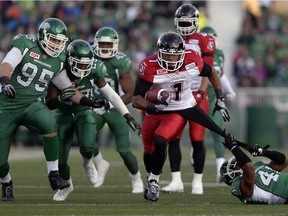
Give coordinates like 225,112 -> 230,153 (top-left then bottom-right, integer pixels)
137,59 -> 155,83
11,34 -> 36,54
185,49 -> 204,73
199,33 -> 215,66
93,59 -> 107,83
230,176 -> 246,202
116,52 -> 132,75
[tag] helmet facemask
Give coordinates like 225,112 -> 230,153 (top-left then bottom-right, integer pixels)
220,157 -> 243,186
174,17 -> 199,36
68,55 -> 94,79
40,30 -> 68,57
157,48 -> 185,71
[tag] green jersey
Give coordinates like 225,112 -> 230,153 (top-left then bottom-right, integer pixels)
207,48 -> 224,99
93,52 -> 132,100
55,58 -> 107,115
0,34 -> 66,112
231,161 -> 288,204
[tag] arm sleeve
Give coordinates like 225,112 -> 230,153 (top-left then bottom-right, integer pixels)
99,83 -> 129,116
52,69 -> 72,90
220,74 -> 235,94
1,47 -> 23,70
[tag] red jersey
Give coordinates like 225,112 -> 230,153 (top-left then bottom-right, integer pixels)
185,32 -> 215,91
137,50 -> 204,111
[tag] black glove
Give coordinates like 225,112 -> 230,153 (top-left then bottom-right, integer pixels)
249,144 -> 270,157
58,87 -> 76,102
2,83 -> 16,99
124,114 -> 142,136
223,130 -> 237,150
91,99 -> 110,110
212,96 -> 230,122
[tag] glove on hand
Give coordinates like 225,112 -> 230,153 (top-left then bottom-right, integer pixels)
213,97 -> 230,122
58,87 -> 76,102
1,83 -> 16,98
124,114 -> 142,136
223,130 -> 237,150
91,99 -> 110,109
195,90 -> 204,103
249,144 -> 270,157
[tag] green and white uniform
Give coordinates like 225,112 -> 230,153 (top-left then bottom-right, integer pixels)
0,34 -> 69,177
54,59 -> 106,180
93,52 -> 139,174
207,49 -> 225,159
231,161 -> 288,204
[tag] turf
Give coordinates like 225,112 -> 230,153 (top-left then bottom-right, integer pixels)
0,146 -> 287,216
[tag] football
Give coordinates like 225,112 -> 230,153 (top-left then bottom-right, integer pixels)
145,86 -> 170,104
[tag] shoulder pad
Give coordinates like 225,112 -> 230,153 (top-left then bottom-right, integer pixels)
11,34 -> 38,52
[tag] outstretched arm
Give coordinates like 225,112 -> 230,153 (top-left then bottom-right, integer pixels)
223,132 -> 255,198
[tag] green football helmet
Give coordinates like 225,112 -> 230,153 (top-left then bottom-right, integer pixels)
94,27 -> 119,59
37,18 -> 68,57
220,157 -> 242,186
67,39 -> 94,79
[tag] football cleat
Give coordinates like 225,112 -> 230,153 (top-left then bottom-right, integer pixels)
161,181 -> 184,193
144,180 -> 160,202
130,171 -> 144,194
93,159 -> 110,188
53,178 -> 74,201
48,171 -> 70,191
1,180 -> 14,201
82,159 -> 98,185
191,181 -> 203,195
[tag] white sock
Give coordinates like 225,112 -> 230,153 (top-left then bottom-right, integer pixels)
130,171 -> 141,180
0,173 -> 11,183
92,152 -> 104,165
47,160 -> 58,174
148,173 -> 160,182
192,173 -> 203,184
82,156 -> 92,166
171,171 -> 182,182
216,158 -> 225,173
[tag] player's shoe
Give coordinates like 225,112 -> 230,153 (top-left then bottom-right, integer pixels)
48,171 -> 70,191
93,160 -> 110,188
161,181 -> 184,193
1,180 -> 14,201
130,171 -> 144,193
82,159 -> 98,185
53,178 -> 74,201
144,180 -> 160,202
191,181 -> 203,195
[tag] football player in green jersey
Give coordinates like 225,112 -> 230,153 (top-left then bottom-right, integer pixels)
221,132 -> 288,204
0,18 -> 105,202
46,39 -> 141,201
91,27 -> 144,193
199,26 -> 236,183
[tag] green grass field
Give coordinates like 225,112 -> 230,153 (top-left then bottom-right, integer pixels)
0,146 -> 287,216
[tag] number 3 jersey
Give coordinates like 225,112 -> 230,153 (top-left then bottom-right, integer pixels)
137,50 -> 204,111
231,161 -> 288,204
0,34 -> 66,112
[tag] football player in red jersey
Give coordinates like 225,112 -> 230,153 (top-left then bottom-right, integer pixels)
132,32 -> 230,202
162,3 -> 220,194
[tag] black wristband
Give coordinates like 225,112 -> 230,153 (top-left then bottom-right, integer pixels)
214,89 -> 223,98
0,76 -> 11,85
231,146 -> 252,168
263,150 -> 286,164
146,103 -> 158,114
79,96 -> 94,107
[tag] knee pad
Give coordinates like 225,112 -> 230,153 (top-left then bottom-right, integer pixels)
154,135 -> 168,151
